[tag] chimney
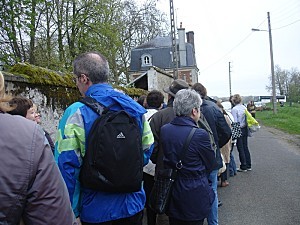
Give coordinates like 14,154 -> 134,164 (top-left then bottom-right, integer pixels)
186,31 -> 195,48
178,22 -> 187,67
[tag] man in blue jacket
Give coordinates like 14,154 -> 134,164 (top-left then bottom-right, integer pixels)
55,51 -> 154,225
192,83 -> 232,225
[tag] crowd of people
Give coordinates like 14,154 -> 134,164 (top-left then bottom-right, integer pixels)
0,50 -> 253,225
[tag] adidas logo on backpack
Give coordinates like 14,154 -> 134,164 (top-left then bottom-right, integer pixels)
117,132 -> 126,139
79,97 -> 143,193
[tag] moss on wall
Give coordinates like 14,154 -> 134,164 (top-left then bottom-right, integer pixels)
113,85 -> 148,97
6,63 -> 148,108
9,63 -> 147,96
9,63 -> 75,88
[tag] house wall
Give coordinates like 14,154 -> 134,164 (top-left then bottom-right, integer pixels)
146,67 -> 173,102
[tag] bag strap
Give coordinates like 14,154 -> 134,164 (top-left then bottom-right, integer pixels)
79,96 -> 117,115
147,112 -> 157,122
79,97 -> 104,115
176,127 -> 197,170
198,113 -> 214,136
227,114 -> 234,123
198,114 -> 217,152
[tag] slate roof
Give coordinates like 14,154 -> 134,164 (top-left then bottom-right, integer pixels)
130,36 -> 197,72
133,36 -> 172,49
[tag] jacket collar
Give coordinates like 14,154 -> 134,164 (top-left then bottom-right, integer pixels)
84,83 -> 146,117
171,116 -> 198,128
167,97 -> 174,107
85,83 -> 112,97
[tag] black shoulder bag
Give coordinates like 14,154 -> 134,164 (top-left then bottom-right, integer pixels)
149,127 -> 197,214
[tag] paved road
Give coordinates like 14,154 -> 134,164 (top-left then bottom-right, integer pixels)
217,125 -> 300,225
146,126 -> 300,225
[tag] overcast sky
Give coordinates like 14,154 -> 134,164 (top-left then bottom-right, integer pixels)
153,0 -> 300,98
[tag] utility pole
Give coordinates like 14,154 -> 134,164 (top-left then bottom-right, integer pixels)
229,62 -> 232,97
268,12 -> 277,114
251,12 -> 277,114
169,0 -> 178,79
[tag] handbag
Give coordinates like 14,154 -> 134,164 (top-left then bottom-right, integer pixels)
149,127 -> 196,214
228,116 -> 242,140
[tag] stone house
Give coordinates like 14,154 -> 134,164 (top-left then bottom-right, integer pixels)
128,23 -> 199,96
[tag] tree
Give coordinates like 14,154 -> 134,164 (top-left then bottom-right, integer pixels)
266,65 -> 300,102
288,68 -> 300,102
0,0 -> 24,63
0,0 -> 169,84
117,0 -> 169,83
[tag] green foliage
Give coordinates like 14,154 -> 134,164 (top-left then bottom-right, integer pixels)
0,0 -> 168,85
256,103 -> 300,134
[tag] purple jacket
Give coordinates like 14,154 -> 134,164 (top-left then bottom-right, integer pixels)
0,113 -> 76,225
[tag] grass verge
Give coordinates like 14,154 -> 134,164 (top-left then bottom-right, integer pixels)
256,103 -> 300,135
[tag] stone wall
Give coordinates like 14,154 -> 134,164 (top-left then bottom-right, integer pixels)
4,73 -> 80,141
3,70 -> 147,142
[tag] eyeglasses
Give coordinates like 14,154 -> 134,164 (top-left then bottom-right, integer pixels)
72,74 -> 81,83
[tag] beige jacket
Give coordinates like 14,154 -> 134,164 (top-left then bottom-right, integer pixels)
0,113 -> 77,225
220,114 -> 232,163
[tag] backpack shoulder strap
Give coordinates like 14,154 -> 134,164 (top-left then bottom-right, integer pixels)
79,97 -> 105,115
147,112 -> 157,122
80,97 -> 121,116
198,113 -> 217,152
198,113 -> 213,135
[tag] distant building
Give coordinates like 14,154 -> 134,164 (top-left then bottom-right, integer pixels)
128,23 -> 198,94
258,95 -> 286,103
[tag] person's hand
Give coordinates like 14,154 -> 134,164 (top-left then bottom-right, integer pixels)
76,217 -> 82,225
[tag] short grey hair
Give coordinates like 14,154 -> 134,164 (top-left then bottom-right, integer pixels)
73,51 -> 109,83
173,89 -> 202,116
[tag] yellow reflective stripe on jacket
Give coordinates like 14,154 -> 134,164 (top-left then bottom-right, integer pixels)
57,122 -> 86,156
142,119 -> 154,150
55,107 -> 86,156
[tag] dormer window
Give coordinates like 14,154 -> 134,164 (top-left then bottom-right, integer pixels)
144,56 -> 150,64
141,54 -> 152,67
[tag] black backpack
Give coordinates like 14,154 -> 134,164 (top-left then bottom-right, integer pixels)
79,97 -> 143,193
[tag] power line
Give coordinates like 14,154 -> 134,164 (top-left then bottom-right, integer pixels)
269,0 -> 300,26
256,18 -> 268,29
270,0 -> 300,19
199,32 -> 253,73
273,18 -> 300,30
200,19 -> 266,73
271,7 -> 300,24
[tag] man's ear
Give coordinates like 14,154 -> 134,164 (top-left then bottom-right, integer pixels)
80,74 -> 91,85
